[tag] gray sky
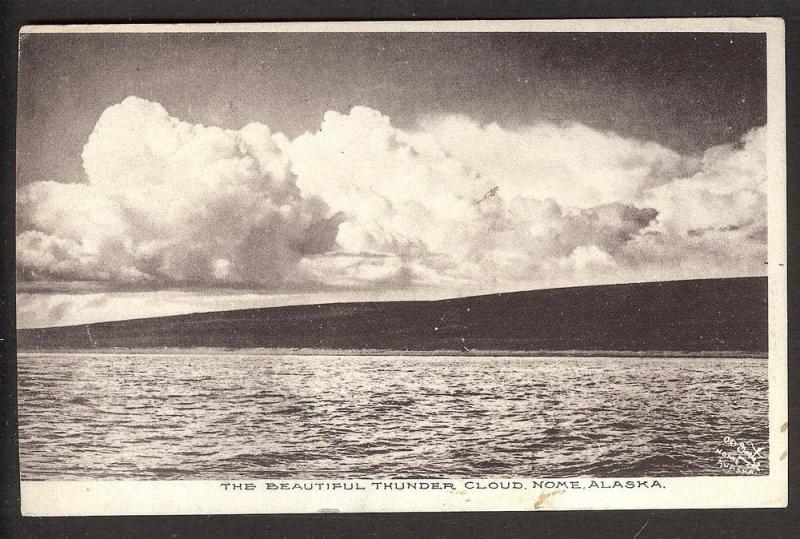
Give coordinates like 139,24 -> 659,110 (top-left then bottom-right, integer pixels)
17,32 -> 765,188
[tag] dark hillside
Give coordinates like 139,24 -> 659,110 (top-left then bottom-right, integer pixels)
17,277 -> 768,353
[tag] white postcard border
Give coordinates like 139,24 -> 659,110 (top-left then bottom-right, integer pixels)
18,17 -> 788,515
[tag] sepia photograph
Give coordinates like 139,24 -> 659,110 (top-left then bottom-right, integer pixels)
14,20 -> 787,514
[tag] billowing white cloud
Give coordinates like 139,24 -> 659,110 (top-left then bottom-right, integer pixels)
17,97 -> 768,326
417,113 -> 694,206
643,125 -> 766,238
288,106 -> 766,291
17,96 -> 341,287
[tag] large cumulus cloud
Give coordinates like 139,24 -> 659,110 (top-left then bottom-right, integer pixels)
290,107 -> 766,291
17,97 -> 341,287
17,97 -> 767,301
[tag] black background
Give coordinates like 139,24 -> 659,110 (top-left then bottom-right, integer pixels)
1,1 -> 798,537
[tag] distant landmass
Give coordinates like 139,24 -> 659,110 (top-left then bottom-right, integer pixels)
17,277 -> 768,354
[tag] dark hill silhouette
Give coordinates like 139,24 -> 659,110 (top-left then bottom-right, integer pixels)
17,277 -> 767,353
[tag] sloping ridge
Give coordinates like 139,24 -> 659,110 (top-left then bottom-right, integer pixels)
17,277 -> 768,352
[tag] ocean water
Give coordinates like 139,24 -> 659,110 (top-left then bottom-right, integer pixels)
18,353 -> 769,479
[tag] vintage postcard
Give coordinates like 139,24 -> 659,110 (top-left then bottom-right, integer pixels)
15,19 -> 786,515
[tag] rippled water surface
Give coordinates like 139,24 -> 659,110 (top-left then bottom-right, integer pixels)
18,353 -> 768,479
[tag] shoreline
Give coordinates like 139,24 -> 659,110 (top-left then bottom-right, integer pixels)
16,347 -> 769,358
